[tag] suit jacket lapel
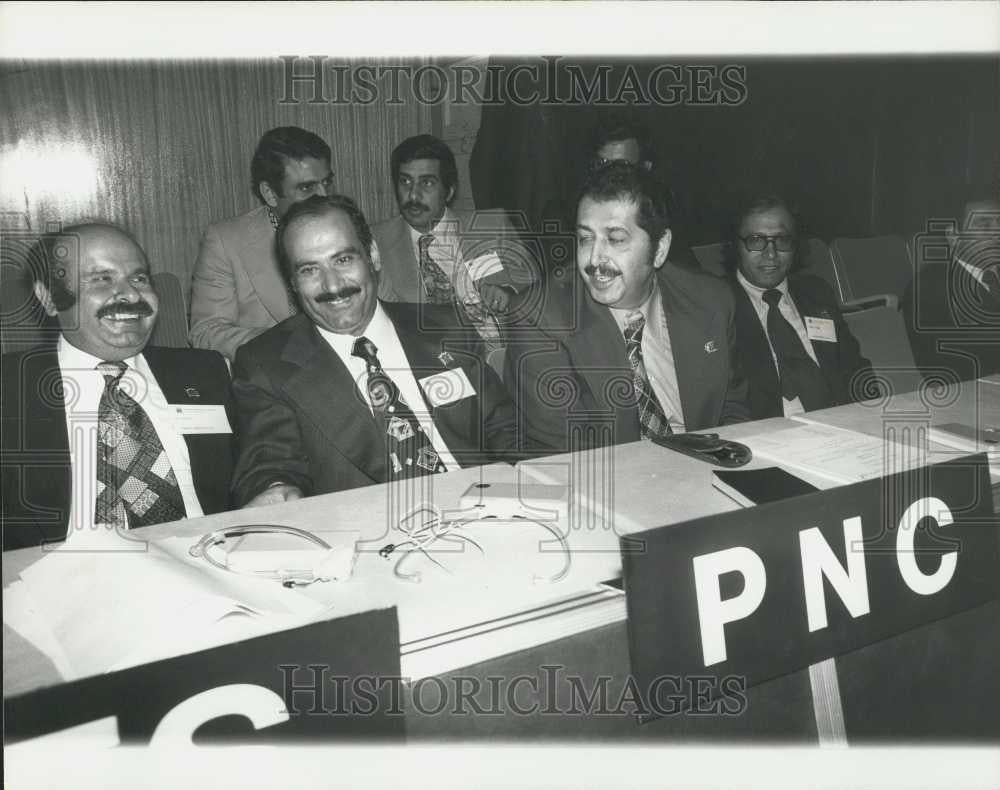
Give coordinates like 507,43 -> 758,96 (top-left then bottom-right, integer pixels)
240,207 -> 289,324
281,320 -> 387,483
382,217 -> 422,301
789,278 -> 838,373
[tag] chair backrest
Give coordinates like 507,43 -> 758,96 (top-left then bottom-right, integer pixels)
831,235 -> 913,303
149,271 -> 189,348
800,237 -> 848,304
690,242 -> 726,277
843,303 -> 924,398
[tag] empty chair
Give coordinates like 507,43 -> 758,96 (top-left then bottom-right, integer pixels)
842,302 -> 924,398
690,242 -> 726,277
831,235 -> 914,304
149,271 -> 189,348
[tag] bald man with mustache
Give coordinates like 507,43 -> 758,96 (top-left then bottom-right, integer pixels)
2,223 -> 236,550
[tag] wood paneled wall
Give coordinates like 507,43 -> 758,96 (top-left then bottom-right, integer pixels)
0,60 -> 433,297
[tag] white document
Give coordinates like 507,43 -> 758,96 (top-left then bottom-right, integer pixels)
742,422 -> 941,485
8,526 -> 333,680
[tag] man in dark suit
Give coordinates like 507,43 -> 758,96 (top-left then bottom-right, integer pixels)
904,192 -> 1000,381
506,163 -> 750,455
230,194 -> 518,508
372,134 -> 537,351
189,126 -> 335,361
725,195 -> 874,420
2,224 -> 235,551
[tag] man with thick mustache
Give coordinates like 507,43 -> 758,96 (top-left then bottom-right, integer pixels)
372,134 -> 537,353
506,164 -> 749,454
1,224 -> 236,550
230,194 -> 518,507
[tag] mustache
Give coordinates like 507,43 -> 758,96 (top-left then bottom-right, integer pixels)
315,287 -> 361,303
96,301 -> 154,319
584,264 -> 621,278
402,200 -> 429,213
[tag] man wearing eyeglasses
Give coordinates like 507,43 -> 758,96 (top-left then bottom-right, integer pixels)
726,195 -> 873,420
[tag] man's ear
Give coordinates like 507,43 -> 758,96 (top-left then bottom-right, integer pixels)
33,281 -> 58,317
259,181 -> 280,209
653,229 -> 672,269
446,185 -> 456,205
370,239 -> 382,272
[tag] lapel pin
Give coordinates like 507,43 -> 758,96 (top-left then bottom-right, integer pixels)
438,351 -> 455,367
184,387 -> 201,398
704,341 -> 718,354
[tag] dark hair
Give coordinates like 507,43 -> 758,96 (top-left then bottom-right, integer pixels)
722,193 -> 802,275
956,182 -> 1000,229
588,112 -> 653,167
577,163 -> 671,244
275,194 -> 374,281
251,126 -> 331,202
390,134 -> 458,196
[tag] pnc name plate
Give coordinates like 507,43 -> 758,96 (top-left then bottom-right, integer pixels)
622,455 -> 999,696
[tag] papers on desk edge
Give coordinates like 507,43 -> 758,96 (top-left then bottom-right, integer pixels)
742,419 -> 996,486
5,528 -> 351,682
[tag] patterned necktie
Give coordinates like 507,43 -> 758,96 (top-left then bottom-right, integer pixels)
418,233 -> 454,304
267,207 -> 299,317
623,311 -> 673,439
351,336 -> 447,479
94,361 -> 187,528
762,289 -> 831,410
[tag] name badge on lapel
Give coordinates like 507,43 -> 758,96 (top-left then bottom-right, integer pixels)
171,404 -> 233,434
804,316 -> 837,343
418,368 -> 476,408
465,251 -> 504,282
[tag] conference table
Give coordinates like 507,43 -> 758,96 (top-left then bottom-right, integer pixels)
4,377 -> 998,742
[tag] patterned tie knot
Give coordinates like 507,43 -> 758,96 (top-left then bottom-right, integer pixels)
624,311 -> 646,344
352,336 -> 380,367
418,233 -> 434,253
97,360 -> 127,384
762,289 -> 783,308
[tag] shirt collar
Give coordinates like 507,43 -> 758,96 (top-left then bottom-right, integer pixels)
57,335 -> 140,372
406,207 -> 459,246
608,276 -> 661,333
955,256 -> 987,287
316,301 -> 393,359
737,269 -> 790,300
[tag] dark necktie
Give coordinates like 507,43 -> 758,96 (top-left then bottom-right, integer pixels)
761,289 -> 832,410
94,361 -> 187,528
623,311 -> 673,439
418,233 -> 454,305
351,336 -> 447,479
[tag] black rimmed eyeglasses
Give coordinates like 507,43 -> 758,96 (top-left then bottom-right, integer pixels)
740,234 -> 797,252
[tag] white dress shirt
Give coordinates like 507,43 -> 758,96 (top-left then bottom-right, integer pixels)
736,270 -> 819,417
317,302 -> 458,471
56,336 -> 204,537
608,279 -> 687,434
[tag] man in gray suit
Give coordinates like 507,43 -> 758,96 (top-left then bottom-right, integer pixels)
371,134 -> 537,350
189,126 -> 334,361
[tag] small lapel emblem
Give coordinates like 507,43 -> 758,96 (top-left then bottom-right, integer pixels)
184,387 -> 201,398
704,341 -> 718,354
438,351 -> 455,367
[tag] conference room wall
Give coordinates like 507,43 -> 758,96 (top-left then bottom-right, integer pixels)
0,59 -> 434,299
470,57 -> 1000,244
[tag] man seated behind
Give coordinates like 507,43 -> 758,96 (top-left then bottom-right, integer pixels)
2,224 -> 235,551
230,194 -> 519,508
725,194 -> 875,420
506,163 -> 750,455
189,126 -> 335,361
903,188 -> 1000,381
372,134 -> 538,351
